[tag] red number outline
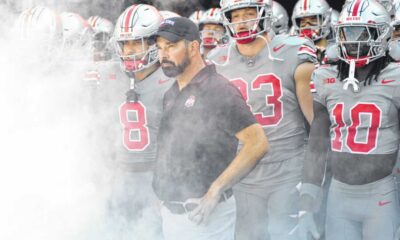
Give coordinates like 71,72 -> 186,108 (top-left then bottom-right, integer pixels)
119,102 -> 150,151
230,74 -> 283,126
331,102 -> 382,154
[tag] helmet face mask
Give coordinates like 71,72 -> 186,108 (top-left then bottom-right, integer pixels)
336,23 -> 391,66
115,37 -> 158,73
336,0 -> 392,67
220,0 -> 272,43
199,8 -> 227,49
200,28 -> 225,48
292,0 -> 332,41
297,14 -> 326,39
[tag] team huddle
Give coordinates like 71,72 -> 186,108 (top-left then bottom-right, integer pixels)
13,0 -> 400,239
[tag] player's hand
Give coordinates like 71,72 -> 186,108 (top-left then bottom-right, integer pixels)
187,188 -> 221,225
297,211 -> 320,240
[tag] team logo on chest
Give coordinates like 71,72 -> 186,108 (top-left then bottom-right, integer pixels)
184,95 -> 196,108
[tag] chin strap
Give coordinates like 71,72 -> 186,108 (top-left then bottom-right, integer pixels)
343,59 -> 360,93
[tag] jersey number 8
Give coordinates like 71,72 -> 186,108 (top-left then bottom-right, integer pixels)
119,102 -> 150,151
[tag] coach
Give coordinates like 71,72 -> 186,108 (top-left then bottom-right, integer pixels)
151,17 -> 269,240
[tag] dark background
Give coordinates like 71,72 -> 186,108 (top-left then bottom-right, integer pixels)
122,0 -> 346,18
2,0 -> 346,23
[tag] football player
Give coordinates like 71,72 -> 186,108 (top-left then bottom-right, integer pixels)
291,0 -> 333,64
299,1 -> 400,239
271,1 -> 289,35
208,0 -> 317,239
90,4 -> 174,239
60,12 -> 93,61
198,8 -> 228,58
87,16 -> 114,62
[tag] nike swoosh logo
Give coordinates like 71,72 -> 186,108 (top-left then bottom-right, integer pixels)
273,44 -> 285,52
378,201 -> 392,206
381,79 -> 395,84
158,79 -> 170,84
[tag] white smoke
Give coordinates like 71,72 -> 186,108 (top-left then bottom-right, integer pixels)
0,2 -> 113,240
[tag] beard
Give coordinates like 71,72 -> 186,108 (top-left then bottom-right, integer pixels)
161,52 -> 191,78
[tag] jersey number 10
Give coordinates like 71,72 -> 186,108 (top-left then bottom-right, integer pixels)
331,103 -> 381,154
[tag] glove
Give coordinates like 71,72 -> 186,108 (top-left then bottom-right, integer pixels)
297,211 -> 320,240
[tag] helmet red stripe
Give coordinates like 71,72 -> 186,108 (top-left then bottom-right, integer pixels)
124,4 -> 138,32
210,8 -> 216,16
92,16 -> 99,28
352,0 -> 362,16
303,0 -> 308,11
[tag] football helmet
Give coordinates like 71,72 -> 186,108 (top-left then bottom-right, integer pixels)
271,1 -> 289,35
114,4 -> 162,73
336,0 -> 392,67
87,16 -> 114,60
377,0 -> 394,16
326,9 -> 339,40
220,0 -> 273,44
189,10 -> 204,25
291,0 -> 332,41
199,8 -> 227,49
160,10 -> 181,20
60,12 -> 92,48
15,6 -> 63,61
88,16 -> 114,34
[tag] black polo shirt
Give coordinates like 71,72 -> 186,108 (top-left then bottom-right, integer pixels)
152,64 -> 256,202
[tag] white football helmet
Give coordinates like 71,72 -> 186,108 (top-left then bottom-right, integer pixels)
61,12 -> 92,48
271,1 -> 289,35
15,6 -> 63,61
160,10 -> 181,20
87,16 -> 114,60
220,0 -> 273,43
291,0 -> 332,41
199,8 -> 227,49
114,4 -> 163,73
88,16 -> 113,35
189,10 -> 204,25
327,9 -> 339,40
336,0 -> 392,67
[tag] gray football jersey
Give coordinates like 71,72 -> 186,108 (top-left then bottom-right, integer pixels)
90,62 -> 174,164
312,63 -> 400,154
208,35 -> 317,163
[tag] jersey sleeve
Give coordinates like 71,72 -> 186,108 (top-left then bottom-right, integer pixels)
297,38 -> 318,66
214,80 -> 257,136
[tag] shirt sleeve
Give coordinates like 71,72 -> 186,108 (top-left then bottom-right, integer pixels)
297,38 -> 319,66
214,80 -> 257,136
